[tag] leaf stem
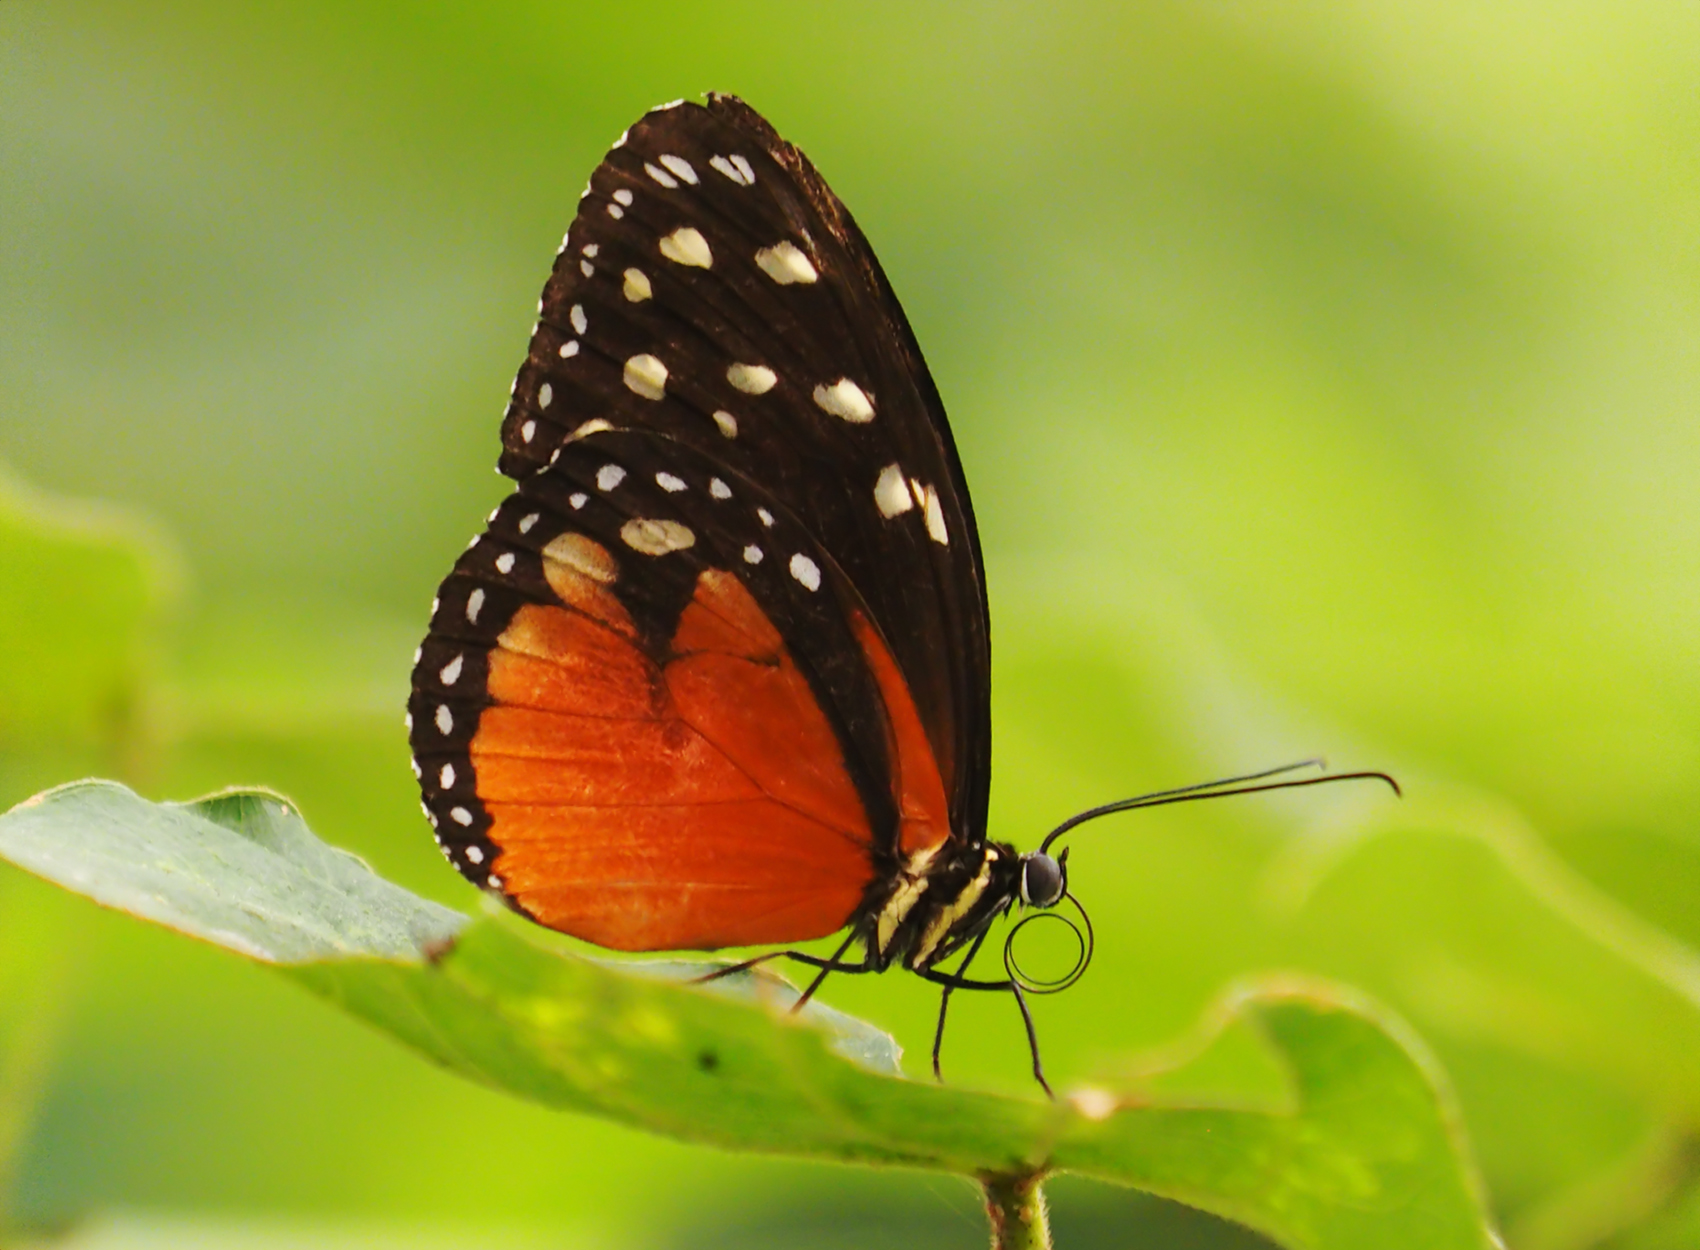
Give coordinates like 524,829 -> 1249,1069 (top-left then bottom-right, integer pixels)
980,1169 -> 1051,1250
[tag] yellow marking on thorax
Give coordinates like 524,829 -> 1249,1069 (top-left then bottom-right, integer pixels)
874,844 -> 941,955
909,848 -> 999,969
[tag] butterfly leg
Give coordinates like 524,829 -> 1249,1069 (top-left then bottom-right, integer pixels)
914,964 -> 1054,1100
1008,979 -> 1054,1100
693,933 -> 860,982
913,968 -> 1012,991
932,928 -> 993,1082
791,930 -> 861,1012
693,932 -> 872,1015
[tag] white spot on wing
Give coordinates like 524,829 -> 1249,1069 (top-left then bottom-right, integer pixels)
495,552 -> 515,574
465,588 -> 485,623
538,382 -> 553,409
757,507 -> 775,527
655,471 -> 687,493
466,845 -> 485,865
559,340 -> 579,357
743,544 -> 763,564
544,532 -> 617,582
710,154 -> 754,186
440,654 -> 464,685
519,512 -> 539,533
623,353 -> 668,399
756,242 -> 818,284
613,188 -> 633,206
435,704 -> 454,735
569,418 -> 613,440
580,259 -> 594,277
709,478 -> 732,499
813,377 -> 875,423
569,492 -> 587,509
659,226 -> 712,268
597,464 -> 627,491
583,244 -> 599,258
570,304 -> 588,334
439,763 -> 456,789
727,363 -> 776,394
923,485 -> 949,545
621,518 -> 696,555
789,553 -> 821,591
450,806 -> 473,827
520,420 -> 536,443
713,410 -> 738,438
644,162 -> 678,189
623,268 -> 652,301
874,463 -> 913,517
607,204 -> 624,219
659,154 -> 698,184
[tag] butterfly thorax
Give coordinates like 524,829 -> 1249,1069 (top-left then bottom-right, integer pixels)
863,839 -> 1022,972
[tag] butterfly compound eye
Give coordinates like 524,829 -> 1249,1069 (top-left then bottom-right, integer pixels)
1019,852 -> 1065,907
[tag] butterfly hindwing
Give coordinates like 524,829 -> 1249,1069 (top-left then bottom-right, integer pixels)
491,94 -> 990,842
409,429 -> 952,950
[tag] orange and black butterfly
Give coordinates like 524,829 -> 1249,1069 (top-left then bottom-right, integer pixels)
408,95 -> 1394,1095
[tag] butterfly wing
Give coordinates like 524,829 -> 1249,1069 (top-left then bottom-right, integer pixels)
499,95 -> 990,840
411,431 -> 951,948
409,96 -> 988,950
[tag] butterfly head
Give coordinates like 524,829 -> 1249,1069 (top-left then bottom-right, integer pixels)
1002,846 -> 1092,996
1017,846 -> 1068,909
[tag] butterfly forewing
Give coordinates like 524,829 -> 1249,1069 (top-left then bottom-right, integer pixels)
492,95 -> 989,841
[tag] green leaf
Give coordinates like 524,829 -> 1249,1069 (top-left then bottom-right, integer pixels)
1050,981 -> 1497,1250
0,465 -> 177,749
0,468 -> 182,1223
1275,794 -> 1700,1127
0,781 -> 462,962
0,871 -> 70,1228
993,584 -> 1700,1235
0,780 -> 1500,1250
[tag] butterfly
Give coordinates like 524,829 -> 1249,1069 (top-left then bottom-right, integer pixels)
408,94 -> 1395,1096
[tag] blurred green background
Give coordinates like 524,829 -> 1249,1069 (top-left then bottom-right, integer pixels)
5,2 -> 1700,1246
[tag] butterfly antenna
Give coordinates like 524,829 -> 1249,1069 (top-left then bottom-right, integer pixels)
1038,762 -> 1400,854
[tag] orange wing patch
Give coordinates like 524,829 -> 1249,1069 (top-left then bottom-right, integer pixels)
487,605 -> 657,719
484,801 -> 868,951
850,611 -> 950,855
470,555 -> 878,951
669,570 -> 868,843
